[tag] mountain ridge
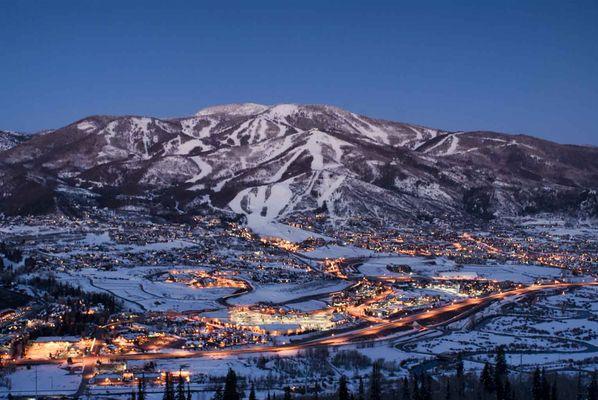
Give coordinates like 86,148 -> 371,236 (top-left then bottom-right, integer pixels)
0,103 -> 596,222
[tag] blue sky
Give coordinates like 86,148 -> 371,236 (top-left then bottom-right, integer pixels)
1,0 -> 597,145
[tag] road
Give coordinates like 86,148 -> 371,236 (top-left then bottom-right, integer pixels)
9,281 -> 593,369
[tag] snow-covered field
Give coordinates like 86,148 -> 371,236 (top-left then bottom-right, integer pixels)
301,245 -> 378,259
357,255 -> 563,283
0,364 -> 82,396
245,219 -> 330,243
228,280 -> 350,306
404,330 -> 587,354
56,266 -> 234,312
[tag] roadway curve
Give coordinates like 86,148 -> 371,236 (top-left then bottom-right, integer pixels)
11,281 -> 594,368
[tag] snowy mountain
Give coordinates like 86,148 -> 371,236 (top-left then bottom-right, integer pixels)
0,130 -> 28,152
0,103 -> 597,221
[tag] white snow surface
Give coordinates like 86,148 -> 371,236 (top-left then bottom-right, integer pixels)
196,103 -> 269,116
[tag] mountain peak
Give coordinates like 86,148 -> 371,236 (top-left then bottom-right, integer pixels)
196,103 -> 269,117
1,104 -> 597,220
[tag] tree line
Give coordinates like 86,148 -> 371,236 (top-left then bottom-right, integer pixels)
128,347 -> 598,400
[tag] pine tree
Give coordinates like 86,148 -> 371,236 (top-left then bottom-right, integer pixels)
455,353 -> 464,399
495,347 -> 507,378
357,377 -> 365,400
132,390 -> 137,400
420,373 -> 432,400
503,377 -> 512,400
532,368 -> 542,400
575,373 -> 584,400
588,371 -> 598,400
444,379 -> 451,400
138,375 -> 146,400
223,369 -> 240,400
163,373 -> 170,400
369,362 -> 382,400
164,373 -> 175,400
249,384 -> 256,400
549,381 -> 557,400
494,346 -> 509,400
411,375 -> 420,400
541,369 -> 550,400
187,382 -> 193,400
177,373 -> 186,400
169,374 -> 177,400
480,362 -> 495,394
215,387 -> 224,400
338,375 -> 350,400
401,377 -> 410,400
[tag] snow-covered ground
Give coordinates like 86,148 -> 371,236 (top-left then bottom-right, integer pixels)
244,219 -> 329,243
400,286 -> 598,372
301,244 -> 378,259
228,280 -> 350,306
0,364 -> 82,396
403,330 -> 587,354
357,255 -> 562,284
56,266 -> 234,312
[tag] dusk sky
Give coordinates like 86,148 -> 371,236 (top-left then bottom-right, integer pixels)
1,0 -> 597,145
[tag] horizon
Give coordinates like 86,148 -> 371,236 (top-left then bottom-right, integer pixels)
5,101 -> 598,148
1,1 -> 597,145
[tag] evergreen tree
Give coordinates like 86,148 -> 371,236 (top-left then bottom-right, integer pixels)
176,373 -> 186,400
131,390 -> 137,400
138,376 -> 146,400
338,375 -> 350,400
532,368 -> 542,400
401,377 -> 410,400
494,346 -> 509,400
223,369 -> 240,400
164,372 -> 175,400
455,353 -> 464,399
481,362 -> 495,394
249,384 -> 256,400
169,374 -> 176,400
575,373 -> 584,400
420,373 -> 432,400
444,379 -> 451,400
357,377 -> 365,400
213,387 -> 223,400
503,377 -> 513,400
541,369 -> 550,400
411,375 -> 420,400
589,371 -> 598,400
549,381 -> 557,400
163,373 -> 170,400
495,347 -> 508,379
187,382 -> 193,400
369,362 -> 382,400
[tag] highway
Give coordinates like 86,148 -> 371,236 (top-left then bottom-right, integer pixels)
8,281 -> 593,368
